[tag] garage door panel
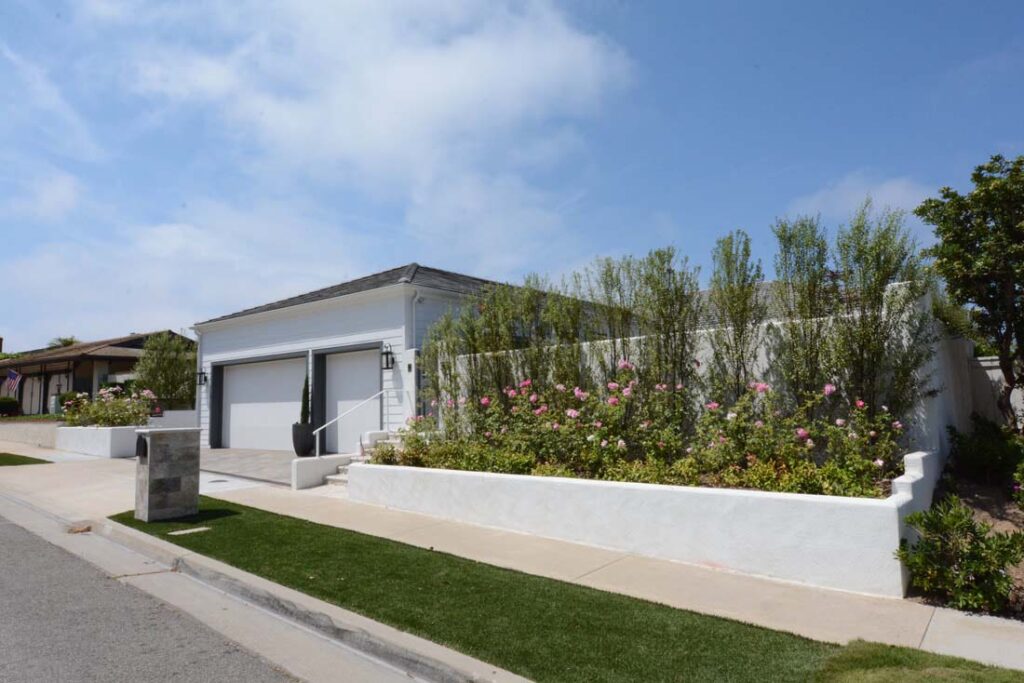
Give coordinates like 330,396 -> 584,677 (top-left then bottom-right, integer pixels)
325,350 -> 380,454
222,358 -> 305,451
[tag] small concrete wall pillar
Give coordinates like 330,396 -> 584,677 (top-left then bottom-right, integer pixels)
134,428 -> 201,522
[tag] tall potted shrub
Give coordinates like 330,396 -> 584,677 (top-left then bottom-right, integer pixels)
292,376 -> 315,457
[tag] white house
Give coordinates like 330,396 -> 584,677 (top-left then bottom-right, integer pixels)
194,264 -> 492,453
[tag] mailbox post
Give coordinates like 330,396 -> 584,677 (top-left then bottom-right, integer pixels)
134,427 -> 201,522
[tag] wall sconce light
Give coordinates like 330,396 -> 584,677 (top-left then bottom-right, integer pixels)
196,370 -> 208,386
381,344 -> 395,371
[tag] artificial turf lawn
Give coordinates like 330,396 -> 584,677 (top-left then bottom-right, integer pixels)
112,497 -> 1024,683
0,453 -> 51,466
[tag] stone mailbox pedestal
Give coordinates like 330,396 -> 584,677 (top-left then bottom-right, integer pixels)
134,427 -> 201,522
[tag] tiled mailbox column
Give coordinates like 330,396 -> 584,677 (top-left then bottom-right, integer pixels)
134,427 -> 201,522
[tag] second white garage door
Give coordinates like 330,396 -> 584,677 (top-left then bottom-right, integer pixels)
324,349 -> 381,454
222,357 -> 306,451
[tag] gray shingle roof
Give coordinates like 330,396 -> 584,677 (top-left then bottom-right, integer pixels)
196,263 -> 499,326
0,331 -> 190,370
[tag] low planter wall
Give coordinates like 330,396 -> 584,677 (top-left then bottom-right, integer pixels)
55,426 -> 141,458
0,421 -> 59,448
292,454 -> 352,490
348,449 -> 944,597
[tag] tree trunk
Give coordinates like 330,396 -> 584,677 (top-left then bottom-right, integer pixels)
997,357 -> 1019,432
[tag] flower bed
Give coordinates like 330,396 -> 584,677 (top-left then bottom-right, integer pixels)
62,386 -> 154,427
376,362 -> 906,498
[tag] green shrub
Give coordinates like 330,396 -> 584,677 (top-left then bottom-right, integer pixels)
947,414 -> 1024,485
897,496 -> 1024,613
0,396 -> 18,417
62,387 -> 151,427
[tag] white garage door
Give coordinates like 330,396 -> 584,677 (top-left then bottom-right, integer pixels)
325,350 -> 380,454
222,357 -> 306,450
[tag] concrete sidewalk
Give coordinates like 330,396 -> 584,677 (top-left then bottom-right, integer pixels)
2,441 -> 1022,672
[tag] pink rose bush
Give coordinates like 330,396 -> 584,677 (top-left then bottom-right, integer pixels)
381,361 -> 906,498
62,385 -> 154,427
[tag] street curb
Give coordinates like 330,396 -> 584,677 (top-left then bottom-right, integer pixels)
93,518 -> 530,683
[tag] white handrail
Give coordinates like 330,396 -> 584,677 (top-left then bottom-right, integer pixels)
313,388 -> 412,457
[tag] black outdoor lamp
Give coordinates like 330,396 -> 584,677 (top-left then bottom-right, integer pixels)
196,370 -> 208,386
381,344 -> 395,371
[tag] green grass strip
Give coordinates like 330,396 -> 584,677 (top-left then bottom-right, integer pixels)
112,497 -> 1023,682
0,453 -> 52,466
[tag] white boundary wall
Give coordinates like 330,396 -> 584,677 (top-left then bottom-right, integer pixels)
55,426 -> 139,458
349,448 -> 944,597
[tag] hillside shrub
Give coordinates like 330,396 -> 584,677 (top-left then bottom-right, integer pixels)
948,414 -> 1024,486
0,396 -> 18,417
897,496 -> 1024,613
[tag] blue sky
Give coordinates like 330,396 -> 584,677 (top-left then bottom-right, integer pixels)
2,1 -> 1021,350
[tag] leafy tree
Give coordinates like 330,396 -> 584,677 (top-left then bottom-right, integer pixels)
916,155 -> 1024,431
134,332 -> 197,408
47,336 -> 80,349
828,201 -> 935,419
708,229 -> 767,403
769,215 -> 836,407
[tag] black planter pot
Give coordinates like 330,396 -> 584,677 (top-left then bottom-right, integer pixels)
292,423 -> 315,457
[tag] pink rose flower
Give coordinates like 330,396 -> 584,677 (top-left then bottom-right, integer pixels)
835,418 -> 846,427
855,399 -> 866,409
555,384 -> 566,392
616,439 -> 627,450
607,382 -> 620,391
795,427 -> 810,440
622,386 -> 633,397
519,379 -> 532,388
705,401 -> 720,411
607,396 -> 620,406
565,409 -> 580,419
892,421 -> 903,431
529,393 -> 539,403
480,396 -> 491,407
823,383 -> 837,397
754,420 -> 764,428
873,458 -> 884,468
617,358 -> 634,370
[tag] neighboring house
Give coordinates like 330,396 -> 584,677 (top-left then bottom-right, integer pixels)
194,264 -> 494,453
0,332 -> 192,416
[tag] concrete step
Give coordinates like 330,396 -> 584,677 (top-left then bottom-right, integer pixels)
324,473 -> 348,486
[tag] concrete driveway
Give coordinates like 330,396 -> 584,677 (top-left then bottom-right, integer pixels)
201,448 -> 294,486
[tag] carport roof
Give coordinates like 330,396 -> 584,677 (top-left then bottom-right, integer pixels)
197,263 -> 500,326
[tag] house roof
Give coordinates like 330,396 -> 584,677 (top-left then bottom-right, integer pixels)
196,263 -> 500,326
0,331 -> 189,370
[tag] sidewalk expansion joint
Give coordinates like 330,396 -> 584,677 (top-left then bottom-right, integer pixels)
571,555 -> 628,581
110,568 -> 175,580
917,606 -> 937,649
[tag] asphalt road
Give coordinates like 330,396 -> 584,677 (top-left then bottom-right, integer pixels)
0,515 -> 297,683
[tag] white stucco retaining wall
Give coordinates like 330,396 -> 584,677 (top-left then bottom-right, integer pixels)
291,454 -> 352,490
348,449 -> 943,597
55,426 -> 140,458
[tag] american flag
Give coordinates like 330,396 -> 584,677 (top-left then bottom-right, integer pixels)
4,370 -> 22,393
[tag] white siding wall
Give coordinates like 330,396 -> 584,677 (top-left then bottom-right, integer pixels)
197,287 -> 406,448
196,284 -> 476,448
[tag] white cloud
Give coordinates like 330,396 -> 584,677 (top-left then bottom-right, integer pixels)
8,170 -> 81,222
0,44 -> 104,161
121,1 -> 629,274
3,2 -> 630,349
788,171 -> 931,221
3,198 -> 374,350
